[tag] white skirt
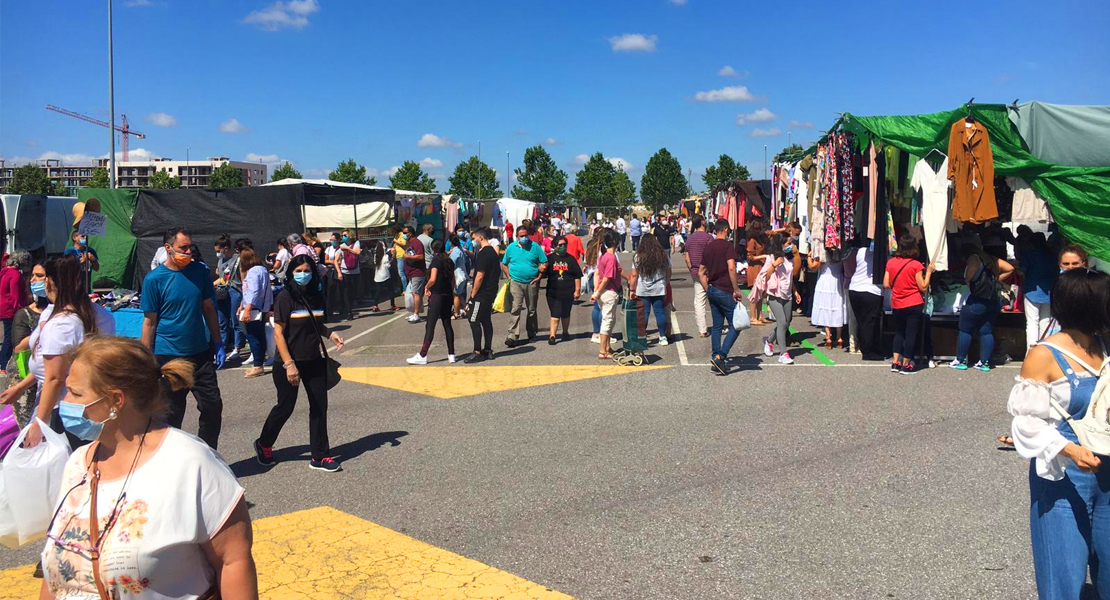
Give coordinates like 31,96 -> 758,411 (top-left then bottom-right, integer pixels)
810,263 -> 846,327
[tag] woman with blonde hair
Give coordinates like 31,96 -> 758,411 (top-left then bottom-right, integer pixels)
40,336 -> 256,598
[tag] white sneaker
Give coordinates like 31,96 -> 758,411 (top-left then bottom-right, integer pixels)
779,353 -> 794,364
658,336 -> 669,346
406,353 -> 427,365
591,334 -> 601,344
448,354 -> 457,364
762,336 -> 774,357
406,314 -> 420,323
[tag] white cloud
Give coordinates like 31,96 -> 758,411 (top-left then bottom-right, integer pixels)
750,128 -> 782,138
608,157 -> 634,172
571,154 -> 590,166
736,108 -> 777,126
106,148 -> 160,161
788,120 -> 816,129
145,112 -> 177,127
693,85 -> 755,102
420,157 -> 443,168
243,0 -> 319,32
244,153 -> 289,170
219,118 -> 247,133
718,65 -> 740,77
304,167 -> 329,177
416,133 -> 462,148
124,0 -> 152,6
606,33 -> 658,53
513,129 -> 529,136
381,166 -> 401,178
544,137 -> 563,146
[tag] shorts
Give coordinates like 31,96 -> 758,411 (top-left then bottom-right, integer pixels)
598,290 -> 620,334
454,281 -> 467,297
406,276 -> 426,294
546,295 -> 573,319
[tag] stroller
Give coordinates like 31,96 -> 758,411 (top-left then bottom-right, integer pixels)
613,295 -> 648,366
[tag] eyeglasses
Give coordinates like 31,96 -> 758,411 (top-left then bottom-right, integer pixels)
44,477 -> 128,561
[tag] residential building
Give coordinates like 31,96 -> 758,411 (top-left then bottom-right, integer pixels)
0,157 -> 267,192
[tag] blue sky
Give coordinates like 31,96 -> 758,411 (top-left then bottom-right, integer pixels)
2,0 -> 1107,192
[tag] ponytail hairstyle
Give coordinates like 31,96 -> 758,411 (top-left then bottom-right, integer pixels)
430,239 -> 454,289
766,233 -> 787,260
44,255 -> 98,334
72,336 -> 193,418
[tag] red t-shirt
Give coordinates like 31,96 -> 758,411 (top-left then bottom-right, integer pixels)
564,234 -> 585,262
886,257 -> 924,309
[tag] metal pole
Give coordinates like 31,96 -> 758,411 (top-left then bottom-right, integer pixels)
108,0 -> 116,189
186,147 -> 190,187
764,145 -> 767,180
477,140 -> 481,200
788,131 -> 792,147
506,151 -> 509,197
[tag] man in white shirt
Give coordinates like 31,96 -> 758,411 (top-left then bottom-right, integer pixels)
551,214 -> 563,233
615,216 -> 627,252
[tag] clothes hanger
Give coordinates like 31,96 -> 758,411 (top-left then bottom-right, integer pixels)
964,98 -> 976,124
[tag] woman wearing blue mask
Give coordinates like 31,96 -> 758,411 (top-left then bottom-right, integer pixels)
7,261 -> 47,422
255,255 -> 345,473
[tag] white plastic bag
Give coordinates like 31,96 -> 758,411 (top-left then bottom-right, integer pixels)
265,318 -> 276,361
732,301 -> 752,331
0,468 -> 17,548
1,418 -> 71,547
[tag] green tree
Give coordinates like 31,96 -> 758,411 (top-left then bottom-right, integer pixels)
511,145 -> 567,202
774,143 -> 804,164
606,170 -> 637,207
148,169 -> 182,189
328,158 -> 377,186
7,164 -> 53,194
208,162 -> 244,189
389,160 -> 437,193
51,181 -> 69,196
270,161 -> 302,182
86,167 -> 110,188
447,156 -> 501,199
701,154 -> 752,191
569,153 -> 618,206
640,147 -> 686,212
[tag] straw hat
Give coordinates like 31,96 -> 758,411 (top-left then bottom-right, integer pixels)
72,198 -> 102,228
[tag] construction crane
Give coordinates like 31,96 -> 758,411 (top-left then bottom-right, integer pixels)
45,104 -> 146,162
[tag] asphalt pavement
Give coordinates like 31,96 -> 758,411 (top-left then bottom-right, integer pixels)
1,252 -> 1039,599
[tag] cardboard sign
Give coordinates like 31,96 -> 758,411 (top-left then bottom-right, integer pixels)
78,212 -> 107,237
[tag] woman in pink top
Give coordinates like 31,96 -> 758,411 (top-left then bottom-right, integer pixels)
756,234 -> 796,363
0,251 -> 30,373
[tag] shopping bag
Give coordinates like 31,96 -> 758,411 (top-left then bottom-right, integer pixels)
492,282 -> 511,313
0,468 -> 17,549
732,301 -> 752,331
0,406 -> 18,460
265,319 -> 276,362
1,418 -> 71,547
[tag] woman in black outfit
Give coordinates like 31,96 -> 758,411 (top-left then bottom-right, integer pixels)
254,254 -> 346,473
545,235 -> 583,344
407,240 -> 456,365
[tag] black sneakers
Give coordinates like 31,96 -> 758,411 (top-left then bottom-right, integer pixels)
464,351 -> 491,364
254,439 -> 276,467
309,457 -> 342,472
710,354 -> 728,375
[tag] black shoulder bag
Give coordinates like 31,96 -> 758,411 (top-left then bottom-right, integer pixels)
295,295 -> 342,390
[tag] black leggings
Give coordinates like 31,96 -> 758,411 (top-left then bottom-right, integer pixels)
421,293 -> 455,356
469,296 -> 494,353
891,305 -> 924,361
259,359 -> 330,460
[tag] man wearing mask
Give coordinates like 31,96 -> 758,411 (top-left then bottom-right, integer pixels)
212,234 -> 236,353
684,215 -> 713,338
501,225 -> 547,347
465,228 -> 500,363
63,230 -> 99,292
403,226 -> 427,323
418,224 -> 435,269
141,227 -> 226,448
334,230 -> 362,322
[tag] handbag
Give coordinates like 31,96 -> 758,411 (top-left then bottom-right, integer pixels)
1042,342 -> 1110,456
297,296 -> 342,390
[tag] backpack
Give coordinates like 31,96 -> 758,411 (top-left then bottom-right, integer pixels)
1042,341 -> 1110,456
968,263 -> 999,302
342,247 -> 359,270
274,254 -> 291,283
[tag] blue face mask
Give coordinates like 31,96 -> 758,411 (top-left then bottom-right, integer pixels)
30,281 -> 47,298
78,237 -> 87,246
293,271 -> 312,285
342,235 -> 350,243
784,245 -> 794,254
518,237 -> 530,247
59,397 -> 111,441
331,240 -> 340,247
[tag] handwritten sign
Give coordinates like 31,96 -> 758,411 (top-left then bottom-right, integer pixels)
78,212 -> 107,237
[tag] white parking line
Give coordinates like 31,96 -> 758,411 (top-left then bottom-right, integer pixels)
670,311 -> 690,366
336,311 -> 409,354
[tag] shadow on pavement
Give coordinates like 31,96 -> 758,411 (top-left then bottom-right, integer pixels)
230,430 -> 409,478
494,346 -> 537,358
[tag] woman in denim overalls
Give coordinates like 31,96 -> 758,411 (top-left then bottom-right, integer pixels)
1009,268 -> 1110,599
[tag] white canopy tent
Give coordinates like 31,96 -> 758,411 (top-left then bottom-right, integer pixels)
262,178 -> 395,228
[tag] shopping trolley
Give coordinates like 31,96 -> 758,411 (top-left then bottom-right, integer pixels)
613,294 -> 648,366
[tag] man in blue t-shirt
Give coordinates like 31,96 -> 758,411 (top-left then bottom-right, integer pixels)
501,225 -> 547,346
64,230 -> 100,291
141,227 -> 226,449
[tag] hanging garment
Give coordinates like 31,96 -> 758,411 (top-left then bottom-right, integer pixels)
445,199 -> 460,232
1006,177 -> 1053,223
947,120 -> 999,223
726,192 -> 739,231
911,157 -> 955,271
867,142 -> 879,240
824,140 -> 842,250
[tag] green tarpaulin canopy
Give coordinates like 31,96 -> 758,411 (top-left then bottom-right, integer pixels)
830,103 -> 1110,263
77,188 -> 138,288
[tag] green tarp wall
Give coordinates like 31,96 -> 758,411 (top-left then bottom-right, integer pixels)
831,103 -> 1110,263
77,188 -> 138,288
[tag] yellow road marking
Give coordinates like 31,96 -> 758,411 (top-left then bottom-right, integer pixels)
341,365 -> 671,399
1,506 -> 576,600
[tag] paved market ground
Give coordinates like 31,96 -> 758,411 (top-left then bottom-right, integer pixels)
2,253 -> 1038,599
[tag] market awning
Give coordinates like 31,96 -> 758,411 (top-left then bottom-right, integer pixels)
263,178 -> 396,206
303,202 -> 392,229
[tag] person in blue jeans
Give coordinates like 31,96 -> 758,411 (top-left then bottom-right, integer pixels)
697,220 -> 743,375
212,235 -> 236,352
951,244 -> 1015,371
629,235 -> 671,345
1008,268 -> 1110,600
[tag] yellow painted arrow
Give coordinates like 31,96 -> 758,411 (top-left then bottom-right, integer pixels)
340,365 -> 671,399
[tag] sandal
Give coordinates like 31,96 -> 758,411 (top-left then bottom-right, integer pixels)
598,352 -> 614,360
997,435 -> 1015,447
369,306 -> 380,313
699,332 -> 710,338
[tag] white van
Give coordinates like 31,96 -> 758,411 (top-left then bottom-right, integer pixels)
0,194 -> 80,258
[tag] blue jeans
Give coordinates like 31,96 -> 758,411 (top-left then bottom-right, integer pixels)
640,295 -> 666,338
592,301 -> 602,334
1029,460 -> 1110,599
243,320 -> 267,367
215,294 -> 234,351
957,298 -> 1000,365
228,287 -> 246,349
0,317 -> 12,369
707,286 -> 740,359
